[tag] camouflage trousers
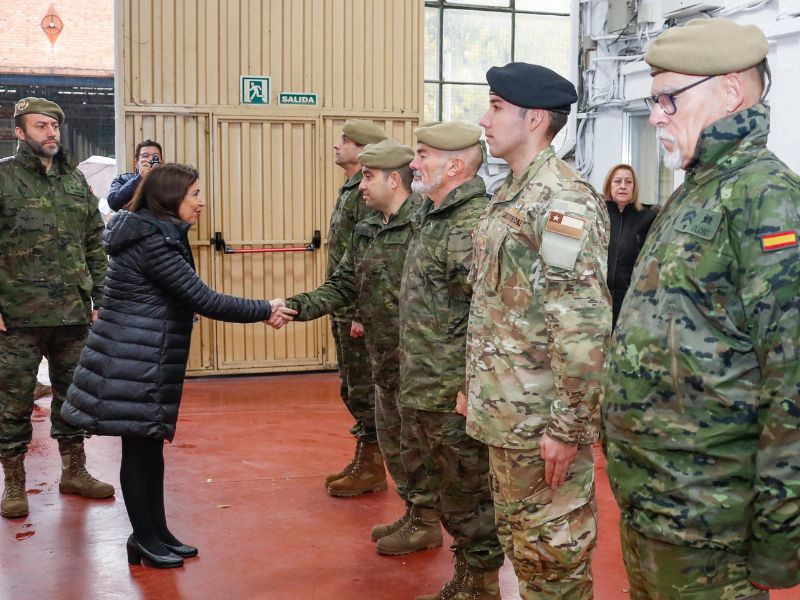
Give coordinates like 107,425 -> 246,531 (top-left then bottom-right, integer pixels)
400,407 -> 503,570
332,317 -> 376,443
0,325 -> 89,458
488,444 -> 597,600
620,519 -> 769,600
375,375 -> 410,501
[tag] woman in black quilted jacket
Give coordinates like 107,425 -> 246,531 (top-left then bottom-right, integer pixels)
63,163 -> 275,568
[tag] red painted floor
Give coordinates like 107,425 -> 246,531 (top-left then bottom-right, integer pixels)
1,373 -> 796,600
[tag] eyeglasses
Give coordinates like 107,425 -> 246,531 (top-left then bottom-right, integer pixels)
138,151 -> 160,160
644,75 -> 717,115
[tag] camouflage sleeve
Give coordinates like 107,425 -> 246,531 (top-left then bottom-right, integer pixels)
286,246 -> 358,321
541,191 -> 611,445
736,183 -> 800,588
83,177 -> 107,308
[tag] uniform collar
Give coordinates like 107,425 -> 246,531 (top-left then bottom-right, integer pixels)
426,176 -> 486,215
340,170 -> 363,192
384,192 -> 420,227
686,103 -> 770,186
15,141 -> 75,176
499,146 -> 555,202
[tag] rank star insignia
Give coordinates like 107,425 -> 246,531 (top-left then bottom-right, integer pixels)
550,212 -> 562,223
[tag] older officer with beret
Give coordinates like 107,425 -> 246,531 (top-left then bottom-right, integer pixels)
603,18 -> 800,598
0,97 -> 113,519
400,122 -> 504,600
324,119 -> 389,497
467,63 -> 611,599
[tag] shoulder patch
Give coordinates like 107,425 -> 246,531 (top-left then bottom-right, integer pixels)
761,230 -> 798,252
545,210 -> 584,239
674,208 -> 721,240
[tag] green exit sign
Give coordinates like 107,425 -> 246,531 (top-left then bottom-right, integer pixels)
278,92 -> 318,106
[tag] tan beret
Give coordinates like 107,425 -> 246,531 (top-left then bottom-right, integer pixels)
645,18 -> 768,76
357,138 -> 414,169
414,121 -> 482,151
14,97 -> 65,124
341,120 -> 388,146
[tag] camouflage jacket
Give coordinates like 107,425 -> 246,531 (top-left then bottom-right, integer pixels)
399,176 -> 488,412
603,105 -> 800,588
0,142 -> 106,327
326,170 -> 378,322
465,147 -> 611,449
287,193 -> 420,378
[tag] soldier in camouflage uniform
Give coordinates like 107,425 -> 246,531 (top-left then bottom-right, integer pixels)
324,120 -> 387,497
467,63 -> 611,600
282,139 -> 442,553
0,97 -> 114,519
399,122 -> 504,600
603,19 -> 800,598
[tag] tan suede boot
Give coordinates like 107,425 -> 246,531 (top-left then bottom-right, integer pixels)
1,455 -> 29,519
371,502 -> 413,541
376,506 -> 443,555
324,439 -> 362,485
327,441 -> 387,497
58,440 -> 115,499
416,554 -> 500,600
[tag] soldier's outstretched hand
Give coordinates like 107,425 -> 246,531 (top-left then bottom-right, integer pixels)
540,434 -> 577,490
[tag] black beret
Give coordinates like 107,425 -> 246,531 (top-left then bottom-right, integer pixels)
486,62 -> 577,113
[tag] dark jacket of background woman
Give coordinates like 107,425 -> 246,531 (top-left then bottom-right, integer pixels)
606,200 -> 657,328
63,209 -> 271,441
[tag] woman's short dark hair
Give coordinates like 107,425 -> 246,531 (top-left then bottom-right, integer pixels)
125,163 -> 198,218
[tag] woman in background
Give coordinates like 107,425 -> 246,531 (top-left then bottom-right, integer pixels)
603,164 -> 658,329
63,164 -> 281,568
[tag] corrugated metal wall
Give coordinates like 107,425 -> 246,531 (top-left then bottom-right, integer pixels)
119,0 -> 422,374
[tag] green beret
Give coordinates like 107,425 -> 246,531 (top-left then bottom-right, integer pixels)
357,138 -> 414,169
414,122 -> 482,151
14,97 -> 65,124
341,120 -> 388,145
645,18 -> 768,76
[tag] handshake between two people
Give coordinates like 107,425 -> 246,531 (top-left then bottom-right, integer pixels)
264,299 -> 298,329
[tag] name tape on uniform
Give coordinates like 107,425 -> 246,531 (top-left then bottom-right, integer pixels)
545,211 -> 584,239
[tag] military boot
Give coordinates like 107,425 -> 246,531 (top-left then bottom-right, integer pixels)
58,439 -> 115,499
416,555 -> 500,600
327,441 -> 387,497
0,455 -> 29,519
371,501 -> 413,541
324,439 -> 362,485
376,506 -> 443,555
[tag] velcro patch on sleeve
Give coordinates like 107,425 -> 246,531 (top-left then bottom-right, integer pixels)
544,211 -> 584,239
761,230 -> 798,252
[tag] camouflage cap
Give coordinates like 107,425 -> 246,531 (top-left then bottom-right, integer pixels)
645,18 -> 768,76
414,121 -> 482,151
357,138 -> 414,169
341,119 -> 388,145
14,97 -> 65,124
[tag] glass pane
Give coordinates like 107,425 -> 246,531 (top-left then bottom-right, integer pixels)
443,9 -> 512,83
446,0 -> 510,6
424,7 -> 440,80
441,84 -> 490,124
516,0 -> 570,13
425,83 -> 441,122
514,14 -> 571,79
628,113 -> 660,206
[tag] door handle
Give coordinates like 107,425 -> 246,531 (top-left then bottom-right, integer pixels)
212,231 -> 321,254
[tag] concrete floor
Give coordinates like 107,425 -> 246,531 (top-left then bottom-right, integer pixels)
0,372 -> 796,600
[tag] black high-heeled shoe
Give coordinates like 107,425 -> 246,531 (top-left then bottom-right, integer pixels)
126,535 -> 184,568
163,541 -> 198,558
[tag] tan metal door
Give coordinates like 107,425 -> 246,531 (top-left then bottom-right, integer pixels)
211,117 -> 326,374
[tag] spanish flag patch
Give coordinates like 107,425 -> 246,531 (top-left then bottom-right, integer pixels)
761,230 -> 798,252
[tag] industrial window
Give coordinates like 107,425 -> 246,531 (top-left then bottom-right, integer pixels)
424,0 -> 572,125
624,111 -> 674,206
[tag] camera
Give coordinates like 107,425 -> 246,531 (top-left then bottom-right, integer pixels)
150,155 -> 160,166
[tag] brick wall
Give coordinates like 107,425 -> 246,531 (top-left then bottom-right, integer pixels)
0,0 -> 113,77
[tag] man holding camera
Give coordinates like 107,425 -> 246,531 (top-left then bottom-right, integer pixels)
107,139 -> 163,211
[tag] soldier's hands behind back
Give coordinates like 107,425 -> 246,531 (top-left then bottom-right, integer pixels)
455,390 -> 467,416
350,321 -> 364,338
0,314 -> 5,333
540,434 -> 578,490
